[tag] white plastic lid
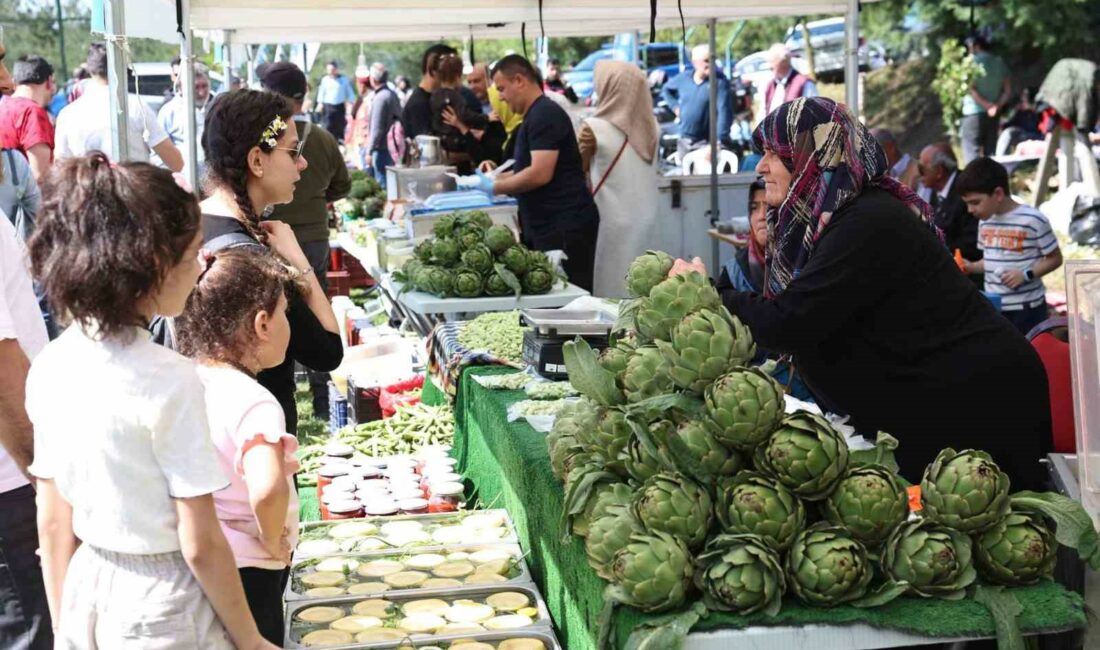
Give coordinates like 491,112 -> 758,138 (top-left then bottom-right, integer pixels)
330,475 -> 360,491
390,487 -> 425,501
397,498 -> 429,511
364,500 -> 399,516
321,490 -> 356,504
318,464 -> 351,478
327,499 -> 364,514
323,442 -> 355,458
428,472 -> 463,485
431,481 -> 464,497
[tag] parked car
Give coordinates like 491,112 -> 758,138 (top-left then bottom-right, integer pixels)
783,17 -> 883,82
564,42 -> 691,100
129,62 -> 174,112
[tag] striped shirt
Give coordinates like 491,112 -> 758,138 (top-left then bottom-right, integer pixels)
977,205 -> 1058,310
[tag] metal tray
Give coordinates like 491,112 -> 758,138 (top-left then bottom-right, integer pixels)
284,584 -> 552,649
285,543 -> 534,603
279,629 -> 561,650
295,510 -> 518,560
519,309 -> 614,337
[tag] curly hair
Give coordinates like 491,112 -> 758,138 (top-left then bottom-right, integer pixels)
29,153 -> 200,338
202,89 -> 294,240
175,248 -> 292,365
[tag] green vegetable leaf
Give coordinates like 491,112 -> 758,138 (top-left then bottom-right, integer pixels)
493,263 -> 523,299
849,431 -> 901,473
624,602 -> 707,650
615,298 -> 641,335
596,586 -> 623,650
973,584 -> 1025,650
561,468 -> 618,543
563,337 -> 625,407
622,393 -> 705,420
1010,491 -> 1100,570
852,579 -> 909,608
666,428 -> 712,484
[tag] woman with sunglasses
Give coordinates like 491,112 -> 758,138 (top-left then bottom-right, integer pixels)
199,89 -> 343,435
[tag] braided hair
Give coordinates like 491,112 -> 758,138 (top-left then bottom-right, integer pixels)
202,89 -> 294,240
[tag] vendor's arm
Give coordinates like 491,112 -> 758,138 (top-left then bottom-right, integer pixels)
492,149 -> 557,195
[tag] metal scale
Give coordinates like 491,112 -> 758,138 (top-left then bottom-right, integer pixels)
520,309 -> 615,380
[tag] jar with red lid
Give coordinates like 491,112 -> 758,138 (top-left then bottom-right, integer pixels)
327,499 -> 365,520
397,498 -> 429,515
427,482 -> 464,513
316,464 -> 350,500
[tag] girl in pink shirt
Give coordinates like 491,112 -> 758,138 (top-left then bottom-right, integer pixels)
176,248 -> 298,644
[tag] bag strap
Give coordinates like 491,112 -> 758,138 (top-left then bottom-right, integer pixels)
592,136 -> 629,197
204,231 -> 261,253
5,149 -> 19,192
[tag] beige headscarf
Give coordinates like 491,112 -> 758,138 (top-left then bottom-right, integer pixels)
592,60 -> 660,163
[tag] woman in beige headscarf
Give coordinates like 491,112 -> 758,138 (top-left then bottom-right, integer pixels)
579,60 -> 661,298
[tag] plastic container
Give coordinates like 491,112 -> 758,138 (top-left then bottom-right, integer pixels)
1066,261 -> 1100,519
294,509 -> 517,559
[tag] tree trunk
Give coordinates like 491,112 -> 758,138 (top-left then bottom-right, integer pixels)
799,23 -> 818,82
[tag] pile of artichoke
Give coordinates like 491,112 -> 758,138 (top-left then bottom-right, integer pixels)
393,210 -> 565,298
550,251 -> 1099,649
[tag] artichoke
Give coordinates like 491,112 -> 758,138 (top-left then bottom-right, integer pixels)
921,448 -> 1010,533
704,366 -> 785,451
881,519 -> 977,599
458,225 -> 484,250
716,471 -> 806,551
635,272 -> 722,342
461,243 -> 494,275
574,481 -> 636,538
548,399 -> 601,480
527,249 -> 553,273
632,472 -> 714,550
484,271 -> 514,297
485,224 -> 516,255
413,239 -> 434,263
659,307 -> 757,394
754,411 -> 849,501
621,427 -> 675,483
416,265 -> 453,296
464,210 -> 493,230
621,345 -> 676,403
973,509 -> 1057,586
397,258 -> 423,287
549,432 -> 585,482
823,466 -> 908,547
585,504 -> 643,579
452,267 -> 484,298
598,336 -> 636,400
670,419 -> 744,480
432,214 -> 457,238
786,524 -> 873,607
609,530 -> 694,612
574,408 -> 632,477
500,245 -> 530,275
523,268 -> 556,295
695,534 -> 786,615
626,250 -> 675,298
431,238 -> 461,266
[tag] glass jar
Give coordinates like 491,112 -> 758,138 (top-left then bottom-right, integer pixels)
316,464 -> 350,500
326,499 -> 365,520
363,499 -> 398,517
323,442 -> 355,459
329,475 -> 360,493
397,498 -> 429,515
390,486 -> 425,502
427,482 -> 464,513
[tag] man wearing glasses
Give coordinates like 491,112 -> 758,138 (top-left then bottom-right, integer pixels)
661,44 -> 733,160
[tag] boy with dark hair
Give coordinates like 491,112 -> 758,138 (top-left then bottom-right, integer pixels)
0,54 -> 55,179
957,157 -> 1062,334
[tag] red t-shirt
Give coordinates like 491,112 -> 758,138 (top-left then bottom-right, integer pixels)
0,96 -> 54,158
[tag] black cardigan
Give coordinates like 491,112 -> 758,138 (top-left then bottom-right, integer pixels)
721,188 -> 1051,489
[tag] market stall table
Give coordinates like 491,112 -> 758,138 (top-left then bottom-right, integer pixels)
438,366 -> 1086,650
384,276 -> 590,316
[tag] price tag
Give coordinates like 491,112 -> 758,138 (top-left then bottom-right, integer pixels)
907,485 -> 922,513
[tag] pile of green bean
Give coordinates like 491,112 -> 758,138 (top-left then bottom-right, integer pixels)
457,311 -> 528,364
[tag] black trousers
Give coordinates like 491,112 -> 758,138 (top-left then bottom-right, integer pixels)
320,103 -> 347,143
239,566 -> 289,645
0,485 -> 53,650
525,211 -> 600,294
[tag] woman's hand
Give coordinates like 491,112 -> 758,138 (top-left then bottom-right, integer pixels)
224,519 -> 292,565
441,106 -> 469,135
669,257 -> 707,278
478,160 -> 498,173
260,221 -> 310,270
488,110 -> 501,122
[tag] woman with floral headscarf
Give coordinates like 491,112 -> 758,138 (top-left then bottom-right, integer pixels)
678,97 -> 1051,489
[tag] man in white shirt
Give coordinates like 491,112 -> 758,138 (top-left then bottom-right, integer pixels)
155,63 -> 211,175
54,43 -> 183,171
764,43 -> 818,116
0,215 -> 52,648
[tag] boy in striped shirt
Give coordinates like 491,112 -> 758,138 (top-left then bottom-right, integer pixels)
957,157 -> 1063,335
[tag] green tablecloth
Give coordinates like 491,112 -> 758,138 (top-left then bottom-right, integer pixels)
449,366 -> 1087,650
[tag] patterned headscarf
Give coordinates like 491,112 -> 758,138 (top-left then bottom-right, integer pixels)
752,97 -> 940,297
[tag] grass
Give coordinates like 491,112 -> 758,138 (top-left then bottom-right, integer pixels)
295,382 -> 329,446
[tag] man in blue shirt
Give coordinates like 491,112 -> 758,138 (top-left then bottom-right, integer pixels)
661,44 -> 732,159
316,60 -> 356,143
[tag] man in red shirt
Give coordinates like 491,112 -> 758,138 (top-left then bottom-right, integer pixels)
0,55 -> 55,180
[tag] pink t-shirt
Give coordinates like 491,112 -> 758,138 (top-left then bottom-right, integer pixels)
196,365 -> 299,570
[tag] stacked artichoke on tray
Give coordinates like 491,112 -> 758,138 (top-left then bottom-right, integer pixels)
393,210 -> 565,299
546,250 -> 1100,650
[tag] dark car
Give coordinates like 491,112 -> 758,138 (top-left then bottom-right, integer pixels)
563,42 -> 691,100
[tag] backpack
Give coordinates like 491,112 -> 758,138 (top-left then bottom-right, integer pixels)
3,149 -> 33,241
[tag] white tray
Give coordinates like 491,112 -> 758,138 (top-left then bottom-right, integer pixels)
384,277 -> 589,315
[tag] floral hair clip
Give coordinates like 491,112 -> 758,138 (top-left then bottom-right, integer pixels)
259,114 -> 288,150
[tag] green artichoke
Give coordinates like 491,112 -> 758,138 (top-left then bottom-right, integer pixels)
522,268 -> 556,295
921,448 -> 1011,533
431,238 -> 461,266
500,245 -> 530,275
485,224 -> 516,255
694,534 -> 786,615
416,265 -> 453,296
598,337 -> 636,400
574,481 -> 636,538
635,272 -> 722,342
609,530 -> 694,612
460,243 -> 494,275
464,210 -> 493,230
432,214 -> 457,238
973,509 -> 1057,586
716,471 -> 806,551
786,523 -> 873,607
621,345 -> 676,403
458,225 -> 484,250
451,267 -> 484,298
397,258 -> 423,287
626,250 -> 675,298
585,504 -> 643,579
881,519 -> 977,599
704,366 -> 785,451
527,249 -> 553,273
482,271 -> 511,296
549,432 -> 585,481
659,307 -> 757,394
414,239 -> 434,263
632,472 -> 714,550
547,399 -> 600,479
671,419 -> 744,480
574,409 -> 632,477
823,466 -> 908,547
621,427 -> 675,483
754,411 -> 849,501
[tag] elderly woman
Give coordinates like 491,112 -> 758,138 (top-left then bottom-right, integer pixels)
689,97 -> 1051,489
578,60 -> 660,298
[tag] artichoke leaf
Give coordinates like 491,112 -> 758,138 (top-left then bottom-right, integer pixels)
665,431 -> 713,485
493,263 -> 523,299
596,585 -> 624,650
624,602 -> 707,650
973,585 -> 1026,650
1009,490 -> 1100,570
623,394 -> 705,420
563,337 -> 625,407
851,579 -> 909,608
615,298 -> 641,336
561,469 -> 619,543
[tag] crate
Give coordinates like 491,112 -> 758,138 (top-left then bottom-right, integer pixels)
346,377 -> 382,424
325,270 -> 351,299
327,382 -> 348,434
343,254 -> 374,288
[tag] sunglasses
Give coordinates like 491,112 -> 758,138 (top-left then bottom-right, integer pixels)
272,140 -> 305,161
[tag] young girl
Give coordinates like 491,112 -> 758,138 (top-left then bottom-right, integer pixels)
200,89 -> 343,436
26,153 -> 277,650
176,248 -> 299,645
429,51 -> 488,158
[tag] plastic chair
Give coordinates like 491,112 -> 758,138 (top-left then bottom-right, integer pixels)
1027,317 -> 1074,453
682,148 -> 739,175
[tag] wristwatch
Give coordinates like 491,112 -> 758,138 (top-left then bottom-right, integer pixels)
1023,269 -> 1035,282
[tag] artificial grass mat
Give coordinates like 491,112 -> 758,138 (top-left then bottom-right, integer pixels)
449,366 -> 1086,650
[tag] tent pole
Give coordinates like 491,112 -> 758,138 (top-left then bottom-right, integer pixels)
178,0 -> 199,190
845,0 -> 860,118
103,0 -> 130,160
224,30 -> 234,90
708,17 -> 719,228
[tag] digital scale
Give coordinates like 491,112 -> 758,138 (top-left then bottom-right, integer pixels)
520,309 -> 615,380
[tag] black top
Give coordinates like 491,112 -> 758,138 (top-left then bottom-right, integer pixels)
512,94 -> 598,249
721,188 -> 1051,489
461,120 -> 507,168
202,214 -> 344,435
429,87 -> 488,152
402,86 -> 432,140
